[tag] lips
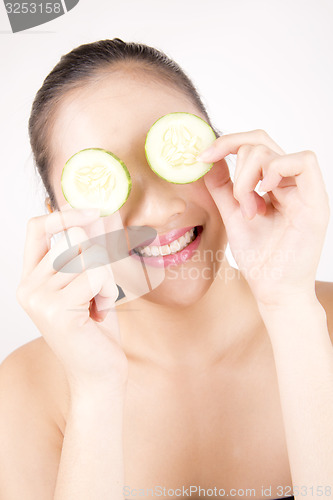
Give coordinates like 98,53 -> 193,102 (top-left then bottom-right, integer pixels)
138,225 -> 197,248
130,226 -> 203,268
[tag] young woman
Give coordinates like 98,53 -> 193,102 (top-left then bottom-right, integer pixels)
1,38 -> 332,500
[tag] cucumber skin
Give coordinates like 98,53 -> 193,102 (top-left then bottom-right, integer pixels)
61,148 -> 132,217
144,112 -> 216,184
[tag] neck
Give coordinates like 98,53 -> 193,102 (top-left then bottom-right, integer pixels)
116,262 -> 264,369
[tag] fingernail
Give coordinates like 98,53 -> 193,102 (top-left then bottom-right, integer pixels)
240,204 -> 248,219
197,146 -> 216,162
258,180 -> 268,192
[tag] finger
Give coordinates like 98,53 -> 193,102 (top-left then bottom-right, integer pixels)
93,291 -> 119,315
89,263 -> 120,329
234,144 -> 252,183
51,211 -> 126,274
203,158 -> 239,221
61,263 -> 118,310
258,151 -> 325,201
255,191 -> 267,216
22,208 -> 100,281
58,263 -> 120,332
90,293 -> 121,337
92,265 -> 119,321
233,144 -> 280,218
198,129 -> 285,163
89,298 -> 111,323
28,214 -> 132,303
25,226 -> 91,290
265,176 -> 297,189
48,244 -> 111,291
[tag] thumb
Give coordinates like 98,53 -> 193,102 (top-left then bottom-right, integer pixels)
91,295 -> 117,323
90,282 -> 121,340
203,159 -> 239,222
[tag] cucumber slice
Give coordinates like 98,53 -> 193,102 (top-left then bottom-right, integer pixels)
145,112 -> 216,184
61,148 -> 132,217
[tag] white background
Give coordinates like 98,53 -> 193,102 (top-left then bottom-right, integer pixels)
1,0 -> 332,362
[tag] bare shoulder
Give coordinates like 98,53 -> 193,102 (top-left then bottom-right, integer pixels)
0,336 -> 70,433
315,280 -> 333,340
0,338 -> 70,497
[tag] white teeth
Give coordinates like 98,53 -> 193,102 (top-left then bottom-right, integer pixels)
136,227 -> 197,257
169,240 -> 181,253
144,246 -> 152,256
178,235 -> 186,248
161,245 -> 171,256
151,246 -> 159,256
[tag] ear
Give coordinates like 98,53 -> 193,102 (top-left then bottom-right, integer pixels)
45,197 -> 53,214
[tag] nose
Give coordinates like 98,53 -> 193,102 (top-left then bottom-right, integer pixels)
121,168 -> 187,230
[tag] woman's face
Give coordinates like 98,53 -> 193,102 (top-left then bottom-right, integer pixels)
49,68 -> 228,308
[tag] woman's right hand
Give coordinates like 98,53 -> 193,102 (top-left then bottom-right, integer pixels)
16,207 -> 128,395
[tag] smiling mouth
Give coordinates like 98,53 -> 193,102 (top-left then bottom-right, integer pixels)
132,226 -> 202,257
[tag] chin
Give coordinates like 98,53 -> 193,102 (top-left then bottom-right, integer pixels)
141,263 -> 216,309
127,223 -> 226,308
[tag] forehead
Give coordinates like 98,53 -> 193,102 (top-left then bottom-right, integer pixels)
50,72 -> 203,171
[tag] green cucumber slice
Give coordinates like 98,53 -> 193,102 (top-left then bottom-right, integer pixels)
145,112 -> 216,184
61,148 -> 132,217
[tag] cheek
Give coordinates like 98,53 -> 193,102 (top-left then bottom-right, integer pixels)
191,180 -> 227,243
190,178 -> 220,213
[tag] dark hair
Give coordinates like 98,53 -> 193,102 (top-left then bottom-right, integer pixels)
29,38 -> 219,211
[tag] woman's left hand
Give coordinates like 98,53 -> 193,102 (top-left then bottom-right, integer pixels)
200,129 -> 330,308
